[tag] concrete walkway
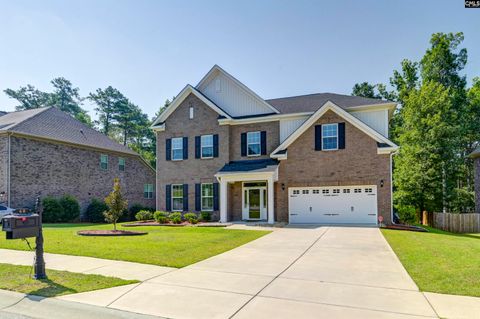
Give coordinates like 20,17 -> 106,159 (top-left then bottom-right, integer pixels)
1,226 -> 480,319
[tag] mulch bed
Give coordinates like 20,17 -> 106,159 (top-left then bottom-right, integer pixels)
383,224 -> 428,232
122,221 -> 229,227
77,230 -> 148,236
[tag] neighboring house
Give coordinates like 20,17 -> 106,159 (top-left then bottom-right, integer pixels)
470,148 -> 480,213
152,65 -> 398,225
0,107 -> 155,215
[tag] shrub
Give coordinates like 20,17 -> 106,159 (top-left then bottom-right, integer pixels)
59,195 -> 80,222
184,212 -> 198,224
153,211 -> 169,224
85,198 -> 108,223
396,205 -> 418,224
169,212 -> 183,224
135,210 -> 153,221
200,211 -> 211,222
42,197 -> 64,223
127,203 -> 154,221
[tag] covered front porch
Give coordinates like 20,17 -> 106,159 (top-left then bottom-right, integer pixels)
215,159 -> 279,224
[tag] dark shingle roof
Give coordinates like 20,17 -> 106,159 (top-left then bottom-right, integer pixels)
266,93 -> 392,114
219,159 -> 279,172
0,107 -> 137,155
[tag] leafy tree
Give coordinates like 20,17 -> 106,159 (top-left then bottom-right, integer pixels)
104,178 -> 128,230
155,97 -> 175,118
351,82 -> 395,101
50,77 -> 91,125
88,86 -> 127,136
4,85 -> 51,110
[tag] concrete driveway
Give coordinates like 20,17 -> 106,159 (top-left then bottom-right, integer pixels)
61,226 -> 438,319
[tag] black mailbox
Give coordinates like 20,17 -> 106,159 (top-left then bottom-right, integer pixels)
2,214 -> 40,239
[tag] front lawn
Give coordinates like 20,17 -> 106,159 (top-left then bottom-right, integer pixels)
382,227 -> 480,297
0,224 -> 269,268
0,263 -> 137,297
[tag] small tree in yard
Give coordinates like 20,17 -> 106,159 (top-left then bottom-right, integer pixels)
104,178 -> 128,230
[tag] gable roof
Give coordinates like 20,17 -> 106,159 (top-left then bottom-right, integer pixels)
266,93 -> 394,114
1,107 -> 139,156
271,101 -> 398,158
196,65 -> 280,115
151,84 -> 231,127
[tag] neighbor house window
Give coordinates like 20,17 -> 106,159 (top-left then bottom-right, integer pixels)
171,137 -> 183,161
172,184 -> 184,211
247,131 -> 261,156
100,154 -> 108,170
201,183 -> 213,211
201,135 -> 214,159
322,124 -> 338,150
118,157 -> 125,171
144,184 -> 153,199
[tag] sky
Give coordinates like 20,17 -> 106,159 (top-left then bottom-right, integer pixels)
0,0 -> 479,119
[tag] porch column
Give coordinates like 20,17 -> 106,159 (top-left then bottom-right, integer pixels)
267,177 -> 274,224
219,179 -> 228,223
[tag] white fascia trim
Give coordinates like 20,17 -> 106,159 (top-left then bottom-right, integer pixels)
215,168 -> 279,183
377,146 -> 399,154
151,124 -> 165,132
218,112 -> 312,125
151,84 -> 231,127
196,64 -> 280,115
345,102 -> 397,112
270,101 -> 398,158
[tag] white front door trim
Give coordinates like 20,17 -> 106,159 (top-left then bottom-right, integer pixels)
242,184 -> 267,220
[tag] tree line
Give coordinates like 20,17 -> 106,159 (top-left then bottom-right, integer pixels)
3,79 -> 172,168
352,32 -> 480,217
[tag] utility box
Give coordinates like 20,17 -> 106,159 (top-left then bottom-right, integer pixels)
2,214 -> 40,239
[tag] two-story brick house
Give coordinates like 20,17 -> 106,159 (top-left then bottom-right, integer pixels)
0,107 -> 155,215
152,65 -> 398,225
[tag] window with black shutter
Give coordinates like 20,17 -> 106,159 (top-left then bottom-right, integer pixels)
213,183 -> 219,211
195,183 -> 201,211
241,133 -> 247,156
183,184 -> 189,211
165,184 -> 171,211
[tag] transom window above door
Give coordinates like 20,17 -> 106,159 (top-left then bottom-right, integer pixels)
201,135 -> 213,158
247,131 -> 261,156
322,123 -> 338,150
171,137 -> 183,160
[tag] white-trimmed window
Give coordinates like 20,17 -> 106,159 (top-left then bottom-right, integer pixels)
100,154 -> 108,170
247,131 -> 261,156
322,124 -> 338,150
144,184 -> 153,199
118,157 -> 125,171
172,184 -> 184,211
201,183 -> 213,211
171,137 -> 183,161
201,135 -> 214,159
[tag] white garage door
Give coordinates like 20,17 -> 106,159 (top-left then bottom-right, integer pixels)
289,186 -> 378,224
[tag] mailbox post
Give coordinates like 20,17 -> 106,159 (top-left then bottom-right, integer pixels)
1,198 -> 46,279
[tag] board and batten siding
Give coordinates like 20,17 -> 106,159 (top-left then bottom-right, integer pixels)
350,109 -> 389,137
279,117 -> 308,143
198,71 -> 274,117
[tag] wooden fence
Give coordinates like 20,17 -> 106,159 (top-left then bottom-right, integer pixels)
422,212 -> 480,233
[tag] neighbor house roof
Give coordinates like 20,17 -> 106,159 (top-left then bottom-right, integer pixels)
0,107 -> 138,156
266,93 -> 393,114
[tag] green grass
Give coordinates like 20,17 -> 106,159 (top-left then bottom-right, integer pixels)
0,263 -> 137,297
0,224 -> 269,268
382,226 -> 480,297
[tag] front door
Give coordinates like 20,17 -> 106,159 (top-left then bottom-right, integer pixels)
243,183 -> 267,220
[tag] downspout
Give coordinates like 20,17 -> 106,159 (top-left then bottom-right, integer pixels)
390,149 -> 399,224
7,133 -> 11,207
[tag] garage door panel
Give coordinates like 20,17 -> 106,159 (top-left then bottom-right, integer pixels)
289,186 -> 377,224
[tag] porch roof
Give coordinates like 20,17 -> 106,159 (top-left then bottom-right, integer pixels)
218,159 -> 278,173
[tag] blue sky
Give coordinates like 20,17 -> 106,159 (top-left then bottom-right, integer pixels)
0,0 -> 478,119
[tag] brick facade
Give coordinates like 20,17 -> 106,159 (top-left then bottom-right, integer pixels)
156,93 -> 392,224
475,158 -> 480,214
7,136 -> 155,215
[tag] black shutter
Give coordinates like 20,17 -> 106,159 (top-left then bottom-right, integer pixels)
338,123 -> 345,149
183,137 -> 188,160
195,183 -> 201,211
261,131 -> 267,155
195,136 -> 201,159
165,184 -> 171,211
213,134 -> 219,157
241,133 -> 247,157
315,125 -> 322,151
183,184 -> 188,211
213,183 -> 219,211
166,139 -> 172,161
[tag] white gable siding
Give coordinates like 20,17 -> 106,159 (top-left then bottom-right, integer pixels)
198,72 -> 274,117
280,117 -> 308,143
349,109 -> 389,137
